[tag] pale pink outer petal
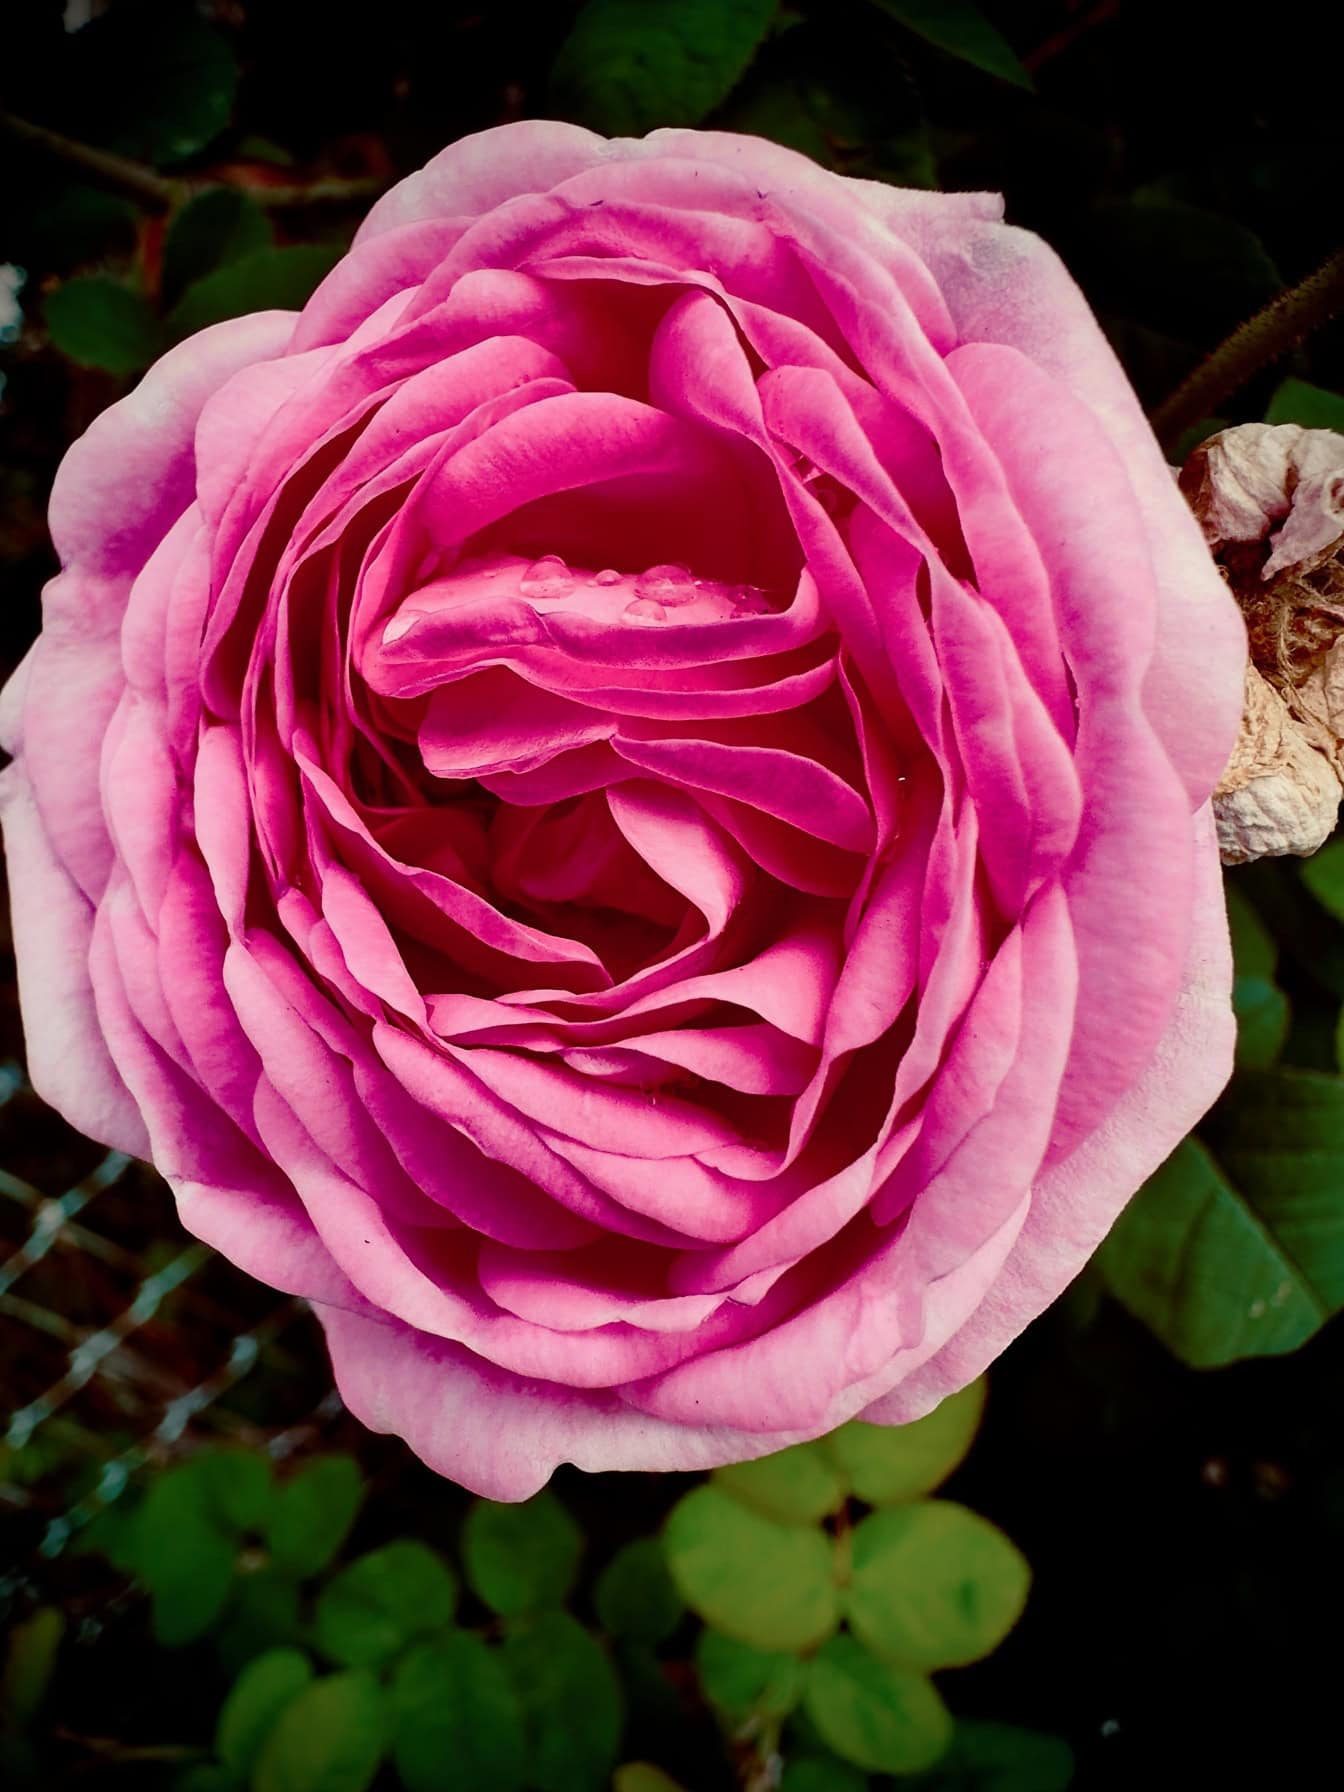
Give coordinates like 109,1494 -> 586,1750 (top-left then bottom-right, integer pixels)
912,217 -> 1246,803
860,803 -> 1233,1425
0,312 -> 298,1152
0,764 -> 148,1155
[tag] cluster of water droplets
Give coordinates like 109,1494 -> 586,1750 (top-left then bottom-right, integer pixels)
518,557 -> 777,625
383,555 -> 780,646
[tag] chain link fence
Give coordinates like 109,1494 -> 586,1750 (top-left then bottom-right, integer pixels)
0,1058 -> 341,1588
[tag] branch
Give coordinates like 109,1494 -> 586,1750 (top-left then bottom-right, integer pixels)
1,109 -> 180,209
1153,246 -> 1344,452
0,110 -> 387,214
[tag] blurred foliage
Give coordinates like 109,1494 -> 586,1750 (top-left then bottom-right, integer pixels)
3,3 -> 1344,1789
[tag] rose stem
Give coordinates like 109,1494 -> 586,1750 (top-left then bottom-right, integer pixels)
1152,245 -> 1344,453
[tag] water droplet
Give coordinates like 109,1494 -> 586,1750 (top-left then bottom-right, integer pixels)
519,554 -> 574,599
382,611 -> 419,645
1248,1297 -> 1267,1320
592,567 -> 623,586
623,598 -> 667,625
731,585 -> 772,616
635,562 -> 696,605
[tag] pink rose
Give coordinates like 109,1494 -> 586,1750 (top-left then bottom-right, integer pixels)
1,125 -> 1245,1498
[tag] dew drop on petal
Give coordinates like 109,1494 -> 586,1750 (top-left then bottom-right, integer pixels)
592,568 -> 623,586
732,585 -> 773,616
382,611 -> 419,644
623,598 -> 668,625
635,562 -> 696,605
519,554 -> 574,598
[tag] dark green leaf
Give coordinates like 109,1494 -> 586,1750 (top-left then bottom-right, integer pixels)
1228,886 -> 1290,1070
265,1455 -> 363,1581
167,245 -> 343,342
131,1466 -> 238,1646
550,0 -> 778,137
390,1633 -> 526,1792
593,1539 -> 683,1644
824,1379 -> 985,1505
69,10 -> 238,166
315,1542 -> 457,1668
1302,839 -> 1344,924
844,1502 -> 1031,1670
190,1450 -> 274,1535
0,1608 -> 63,1731
252,1671 -> 386,1792
461,1491 -> 582,1617
216,1647 -> 313,1772
500,1612 -> 623,1792
802,1635 -> 951,1775
173,1768 -> 243,1792
867,1 -> 1032,88
780,1759 -> 867,1792
162,189 -> 272,309
1098,1126 -> 1337,1366
714,1440 -> 847,1523
1266,377 -> 1344,432
45,279 -> 161,376
612,1768 -> 688,1792
1087,202 -> 1280,343
216,1571 -> 302,1676
695,1630 -> 806,1724
663,1485 -> 839,1652
911,1719 -> 1075,1790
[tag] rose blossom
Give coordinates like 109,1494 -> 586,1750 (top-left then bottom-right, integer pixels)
0,124 -> 1245,1498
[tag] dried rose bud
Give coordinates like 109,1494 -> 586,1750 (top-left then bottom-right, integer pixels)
1182,422 -> 1344,862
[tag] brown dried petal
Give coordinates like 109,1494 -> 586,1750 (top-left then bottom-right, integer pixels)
1213,664 -> 1340,863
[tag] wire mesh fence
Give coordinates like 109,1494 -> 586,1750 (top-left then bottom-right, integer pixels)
0,1058 -> 341,1587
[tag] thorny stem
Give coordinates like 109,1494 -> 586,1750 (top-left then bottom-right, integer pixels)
1153,246 -> 1344,452
0,109 -> 386,213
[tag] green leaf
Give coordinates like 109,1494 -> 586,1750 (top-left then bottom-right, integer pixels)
216,1647 -> 313,1772
1302,838 -> 1344,923
461,1492 -> 582,1617
216,1571 -> 302,1675
0,1608 -> 63,1731
45,278 -> 161,376
612,1768 -> 689,1792
663,1485 -> 839,1652
500,1613 -> 623,1792
714,1440 -> 847,1523
1266,377 -> 1344,432
1234,976 -> 1290,1070
1098,1125 -> 1338,1367
264,1455 -> 363,1581
173,1768 -> 243,1792
315,1541 -> 457,1668
802,1635 -> 951,1776
191,1450 -> 274,1535
1088,202 -> 1281,343
593,1539 -> 683,1644
695,1630 -> 806,1724
844,1502 -> 1031,1670
131,1466 -> 238,1645
162,189 -> 272,309
390,1633 -> 526,1792
824,1379 -> 985,1505
913,1719 -> 1075,1791
550,0 -> 778,137
252,1671 -> 386,1792
780,1759 -> 867,1792
69,9 -> 238,166
867,0 -> 1033,88
167,245 -> 343,342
